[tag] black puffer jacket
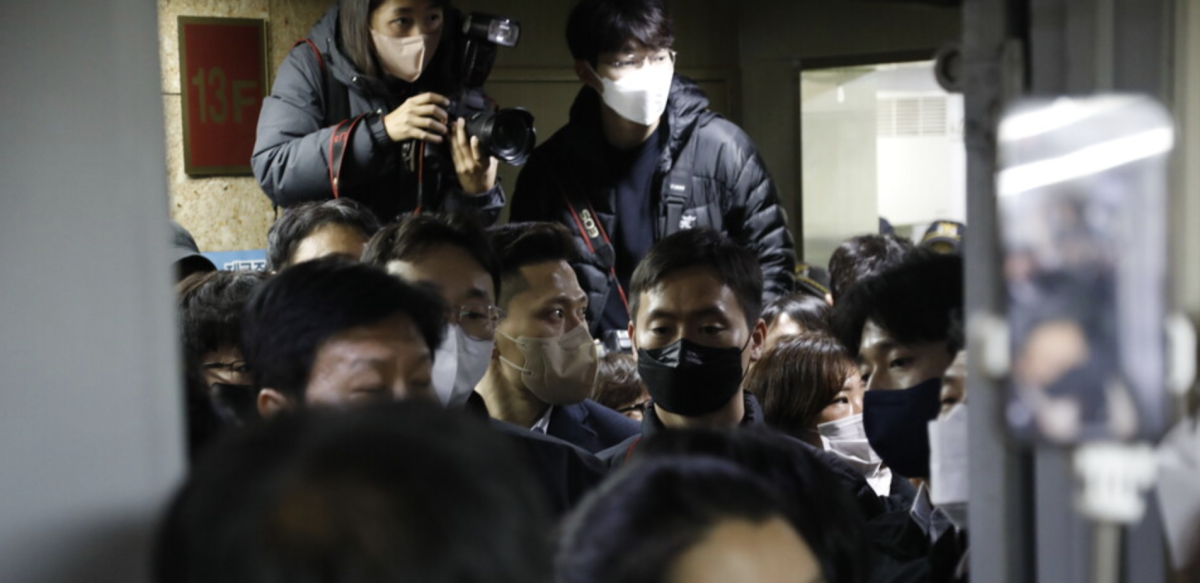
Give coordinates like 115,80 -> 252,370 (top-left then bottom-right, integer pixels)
251,4 -> 503,224
511,76 -> 795,334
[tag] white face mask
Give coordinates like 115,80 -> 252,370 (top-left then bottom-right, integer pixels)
928,403 -> 969,530
817,413 -> 892,497
370,30 -> 439,82
431,323 -> 494,408
498,324 -> 598,406
590,62 -> 673,126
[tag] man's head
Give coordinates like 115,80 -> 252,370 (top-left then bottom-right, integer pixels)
567,0 -> 677,129
826,233 -> 915,304
241,257 -> 445,417
266,199 -> 382,270
486,222 -> 596,405
178,270 -> 271,393
155,402 -> 551,583
566,0 -> 674,68
760,293 -> 831,353
364,212 -> 500,310
831,250 -> 963,392
363,213 -> 502,406
629,228 -> 767,426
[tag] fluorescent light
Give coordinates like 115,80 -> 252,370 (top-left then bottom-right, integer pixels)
999,98 -> 1129,142
997,128 -> 1174,196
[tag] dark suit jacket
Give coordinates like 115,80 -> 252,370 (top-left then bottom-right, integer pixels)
489,419 -> 608,517
546,399 -> 641,454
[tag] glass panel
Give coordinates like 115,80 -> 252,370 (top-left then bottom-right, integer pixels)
800,60 -> 966,267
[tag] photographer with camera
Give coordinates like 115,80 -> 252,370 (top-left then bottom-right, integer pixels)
253,0 -> 533,224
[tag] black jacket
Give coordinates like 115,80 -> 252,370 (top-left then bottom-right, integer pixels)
489,419 -> 608,517
252,5 -> 504,224
547,400 -> 641,454
510,77 -> 796,335
597,389 -> 766,466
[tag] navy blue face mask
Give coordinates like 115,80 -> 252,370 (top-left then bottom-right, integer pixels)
862,377 -> 944,479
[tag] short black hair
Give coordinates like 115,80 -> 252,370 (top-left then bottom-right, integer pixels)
761,293 -> 831,334
831,250 -> 963,357
487,222 -> 578,309
155,401 -> 552,583
363,212 -> 501,300
557,455 -> 794,583
240,257 -> 445,401
630,228 -> 764,328
632,429 -> 870,583
827,234 -> 915,303
266,199 -> 382,270
178,270 -> 271,376
566,0 -> 675,65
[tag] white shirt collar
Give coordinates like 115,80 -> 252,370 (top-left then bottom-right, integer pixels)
910,482 -> 956,542
530,405 -> 555,434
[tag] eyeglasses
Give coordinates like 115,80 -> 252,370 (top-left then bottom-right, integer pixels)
617,400 -> 651,415
449,304 -> 506,340
605,49 -> 677,72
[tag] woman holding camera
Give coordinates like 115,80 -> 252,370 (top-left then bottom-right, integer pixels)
253,0 -> 500,224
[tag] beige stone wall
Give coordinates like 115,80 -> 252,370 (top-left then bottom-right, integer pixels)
159,0 -> 333,251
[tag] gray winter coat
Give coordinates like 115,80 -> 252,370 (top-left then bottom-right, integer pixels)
251,5 -> 503,223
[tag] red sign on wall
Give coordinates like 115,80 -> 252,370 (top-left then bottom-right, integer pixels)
178,17 -> 267,176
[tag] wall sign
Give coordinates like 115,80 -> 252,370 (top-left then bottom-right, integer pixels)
178,17 -> 267,176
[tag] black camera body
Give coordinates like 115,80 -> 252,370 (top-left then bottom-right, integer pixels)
441,13 -> 536,167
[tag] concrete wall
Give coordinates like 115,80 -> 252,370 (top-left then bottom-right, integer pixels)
738,0 -> 961,259
159,0 -> 332,252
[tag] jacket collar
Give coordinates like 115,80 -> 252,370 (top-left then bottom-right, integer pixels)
548,402 -> 599,443
561,75 -> 715,174
642,390 -> 762,437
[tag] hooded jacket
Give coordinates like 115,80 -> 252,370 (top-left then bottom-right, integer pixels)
511,76 -> 796,334
252,4 -> 504,224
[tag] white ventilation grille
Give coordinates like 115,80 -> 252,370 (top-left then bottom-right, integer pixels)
877,96 -> 948,137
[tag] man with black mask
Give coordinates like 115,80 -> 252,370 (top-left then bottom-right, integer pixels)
598,227 -> 768,467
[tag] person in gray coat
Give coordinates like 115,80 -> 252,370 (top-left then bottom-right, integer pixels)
252,0 -> 502,224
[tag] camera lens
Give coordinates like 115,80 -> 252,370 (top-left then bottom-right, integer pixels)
467,108 -> 535,166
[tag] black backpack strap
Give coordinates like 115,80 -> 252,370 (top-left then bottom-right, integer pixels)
660,129 -> 699,236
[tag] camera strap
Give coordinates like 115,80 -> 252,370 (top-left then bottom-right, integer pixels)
327,114 -> 367,198
660,128 -> 699,237
561,186 -> 630,320
296,38 -> 362,199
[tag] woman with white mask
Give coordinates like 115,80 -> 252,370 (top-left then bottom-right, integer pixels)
745,332 -> 898,498
254,0 -> 502,225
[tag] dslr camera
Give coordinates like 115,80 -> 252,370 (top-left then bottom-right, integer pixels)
440,13 -> 536,166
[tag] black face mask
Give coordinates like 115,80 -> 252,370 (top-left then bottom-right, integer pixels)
637,338 -> 747,417
862,377 -> 943,479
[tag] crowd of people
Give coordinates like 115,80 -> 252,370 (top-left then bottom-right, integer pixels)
162,0 -> 974,581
